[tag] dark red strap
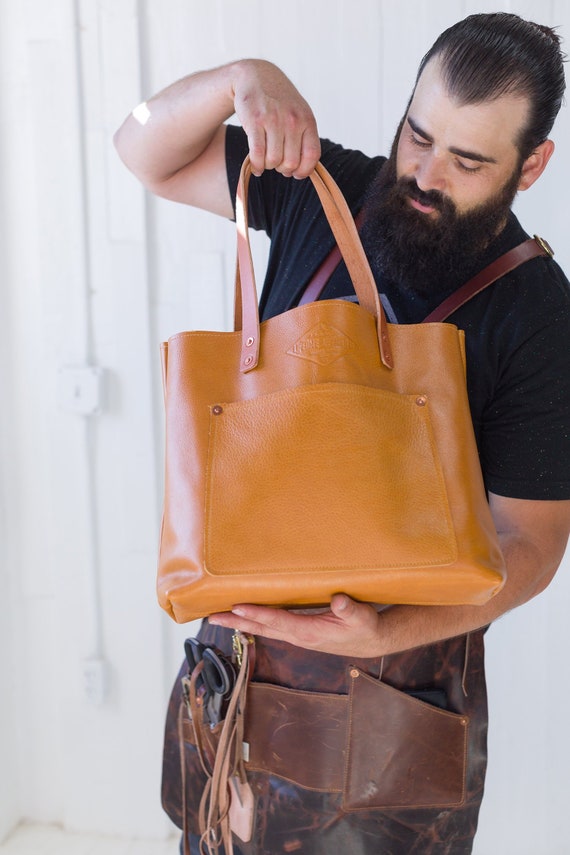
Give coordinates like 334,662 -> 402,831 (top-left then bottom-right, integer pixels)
422,235 -> 554,322
298,211 -> 365,306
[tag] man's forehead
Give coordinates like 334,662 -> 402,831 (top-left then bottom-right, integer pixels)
407,58 -> 529,155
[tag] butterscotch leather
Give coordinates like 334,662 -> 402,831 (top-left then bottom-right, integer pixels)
235,161 -> 393,369
158,157 -> 506,622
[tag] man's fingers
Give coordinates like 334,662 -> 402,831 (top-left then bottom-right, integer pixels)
293,128 -> 321,178
244,107 -> 320,177
246,126 -> 268,176
330,593 -> 356,616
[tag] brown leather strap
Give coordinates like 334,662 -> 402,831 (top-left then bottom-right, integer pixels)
235,158 -> 393,371
422,235 -> 553,322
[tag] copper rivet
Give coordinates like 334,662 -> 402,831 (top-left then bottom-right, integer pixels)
350,668 -> 359,679
212,405 -> 223,415
416,395 -> 427,407
246,336 -> 255,347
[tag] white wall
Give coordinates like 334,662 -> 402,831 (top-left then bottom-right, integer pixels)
0,1 -> 568,853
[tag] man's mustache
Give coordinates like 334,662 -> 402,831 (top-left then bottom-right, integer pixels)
400,177 -> 450,213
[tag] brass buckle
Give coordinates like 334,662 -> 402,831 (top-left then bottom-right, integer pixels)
533,234 -> 554,257
232,630 -> 254,667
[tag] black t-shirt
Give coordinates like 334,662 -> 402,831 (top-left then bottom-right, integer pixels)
226,125 -> 570,500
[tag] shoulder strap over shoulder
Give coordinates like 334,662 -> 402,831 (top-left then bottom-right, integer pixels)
422,236 -> 554,323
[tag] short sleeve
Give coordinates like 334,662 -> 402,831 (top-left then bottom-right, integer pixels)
475,261 -> 570,499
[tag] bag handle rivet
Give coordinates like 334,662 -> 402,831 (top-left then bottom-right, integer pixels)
212,405 -> 223,415
350,668 -> 360,679
246,336 -> 255,347
244,355 -> 254,366
415,396 -> 427,407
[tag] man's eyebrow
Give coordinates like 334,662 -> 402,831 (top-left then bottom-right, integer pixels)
407,116 -> 498,164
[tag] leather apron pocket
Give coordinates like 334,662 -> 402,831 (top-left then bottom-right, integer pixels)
343,667 -> 469,810
243,672 -> 469,812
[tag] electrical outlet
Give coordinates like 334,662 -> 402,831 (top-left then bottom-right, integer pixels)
57,365 -> 104,415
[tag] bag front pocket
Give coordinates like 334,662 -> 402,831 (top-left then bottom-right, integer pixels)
343,668 -> 469,810
205,382 -> 455,577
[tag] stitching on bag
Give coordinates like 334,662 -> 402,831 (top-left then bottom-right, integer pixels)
417,393 -> 459,564
211,382 -> 423,409
204,408 -> 219,572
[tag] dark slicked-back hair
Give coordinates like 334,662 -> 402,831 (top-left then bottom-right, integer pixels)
416,13 -> 566,159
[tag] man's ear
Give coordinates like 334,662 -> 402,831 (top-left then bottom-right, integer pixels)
518,139 -> 555,191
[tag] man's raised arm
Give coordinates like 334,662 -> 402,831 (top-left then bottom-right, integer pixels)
113,59 -> 321,218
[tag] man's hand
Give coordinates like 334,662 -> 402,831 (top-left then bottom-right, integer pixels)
209,594 -> 383,658
232,59 -> 321,178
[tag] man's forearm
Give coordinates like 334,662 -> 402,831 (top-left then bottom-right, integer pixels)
371,528 -> 564,658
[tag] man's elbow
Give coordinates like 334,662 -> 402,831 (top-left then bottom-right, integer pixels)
523,536 -> 568,603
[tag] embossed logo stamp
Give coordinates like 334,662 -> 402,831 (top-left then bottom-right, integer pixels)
287,322 -> 355,365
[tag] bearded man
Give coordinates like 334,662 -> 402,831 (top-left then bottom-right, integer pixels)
115,12 -> 570,855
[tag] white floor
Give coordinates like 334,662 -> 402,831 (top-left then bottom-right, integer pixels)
0,825 -> 180,855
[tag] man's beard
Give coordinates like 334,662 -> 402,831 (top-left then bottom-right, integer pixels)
360,149 -> 522,297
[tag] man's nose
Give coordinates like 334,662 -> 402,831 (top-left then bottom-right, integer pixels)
415,154 -> 447,193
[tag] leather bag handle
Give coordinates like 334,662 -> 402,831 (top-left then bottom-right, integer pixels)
234,157 -> 393,372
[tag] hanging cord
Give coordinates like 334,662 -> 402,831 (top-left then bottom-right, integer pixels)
180,660 -> 212,855
201,632 -> 253,855
180,633 -> 254,855
461,632 -> 471,698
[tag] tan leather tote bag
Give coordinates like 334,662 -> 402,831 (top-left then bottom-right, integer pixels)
157,157 -> 506,622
